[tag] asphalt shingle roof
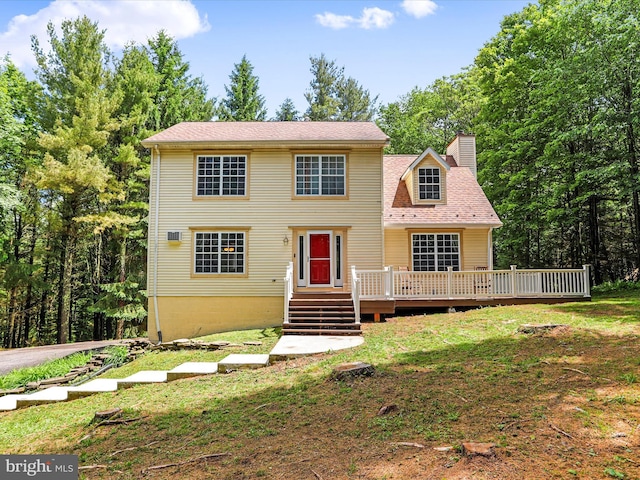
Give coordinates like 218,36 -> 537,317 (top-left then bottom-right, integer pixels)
384,155 -> 502,227
143,121 -> 389,144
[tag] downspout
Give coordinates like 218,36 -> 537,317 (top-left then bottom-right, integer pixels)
152,145 -> 162,343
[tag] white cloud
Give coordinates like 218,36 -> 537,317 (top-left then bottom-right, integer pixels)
359,7 -> 395,29
401,0 -> 438,19
315,12 -> 355,30
316,7 -> 395,30
0,0 -> 210,69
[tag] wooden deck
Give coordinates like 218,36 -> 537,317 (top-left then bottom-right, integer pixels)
283,264 -> 591,328
354,265 -> 591,317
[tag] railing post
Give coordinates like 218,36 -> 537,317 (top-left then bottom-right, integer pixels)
510,265 -> 517,297
351,265 -> 360,324
447,266 -> 453,299
583,264 -> 591,297
283,261 -> 293,324
385,266 -> 393,299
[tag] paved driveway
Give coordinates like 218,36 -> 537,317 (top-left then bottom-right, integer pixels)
0,340 -> 124,376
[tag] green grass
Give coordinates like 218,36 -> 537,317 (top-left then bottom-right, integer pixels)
0,291 -> 638,479
0,351 -> 93,390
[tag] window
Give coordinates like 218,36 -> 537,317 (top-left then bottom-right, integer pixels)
295,155 -> 345,196
196,155 -> 246,196
418,167 -> 440,200
194,232 -> 245,274
412,233 -> 460,271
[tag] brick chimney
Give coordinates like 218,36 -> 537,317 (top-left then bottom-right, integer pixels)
446,131 -> 476,178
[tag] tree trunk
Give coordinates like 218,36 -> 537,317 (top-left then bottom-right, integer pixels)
116,236 -> 127,340
56,222 -> 75,345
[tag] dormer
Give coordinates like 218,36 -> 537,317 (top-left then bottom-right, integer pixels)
400,147 -> 450,205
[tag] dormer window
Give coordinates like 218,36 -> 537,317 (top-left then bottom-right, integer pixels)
418,167 -> 440,200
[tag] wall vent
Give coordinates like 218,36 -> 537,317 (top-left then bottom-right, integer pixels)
167,231 -> 182,242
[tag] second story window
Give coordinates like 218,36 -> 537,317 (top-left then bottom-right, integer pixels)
197,155 -> 246,196
295,155 -> 345,196
418,167 -> 440,200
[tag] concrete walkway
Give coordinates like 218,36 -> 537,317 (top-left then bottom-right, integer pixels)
0,335 -> 362,412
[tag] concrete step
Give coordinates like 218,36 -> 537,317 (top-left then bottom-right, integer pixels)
117,370 -> 168,388
167,362 -> 218,381
16,386 -> 70,408
218,354 -> 270,373
0,394 -> 27,411
67,379 -> 120,400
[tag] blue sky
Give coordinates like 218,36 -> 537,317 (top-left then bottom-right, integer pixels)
0,0 -> 531,117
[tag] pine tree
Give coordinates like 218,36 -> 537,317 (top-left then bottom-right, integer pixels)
217,55 -> 267,121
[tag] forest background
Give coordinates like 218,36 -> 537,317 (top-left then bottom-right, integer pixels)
0,0 -> 638,347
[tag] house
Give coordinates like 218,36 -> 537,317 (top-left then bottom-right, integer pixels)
142,122 -> 588,342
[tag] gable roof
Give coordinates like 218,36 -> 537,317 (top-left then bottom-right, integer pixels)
384,155 -> 502,228
142,121 -> 389,147
399,147 -> 450,181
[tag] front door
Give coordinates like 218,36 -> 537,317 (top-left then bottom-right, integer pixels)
309,233 -> 331,285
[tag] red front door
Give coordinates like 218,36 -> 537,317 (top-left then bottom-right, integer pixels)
309,233 -> 331,285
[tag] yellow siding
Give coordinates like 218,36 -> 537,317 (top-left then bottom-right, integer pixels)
383,228 -> 489,270
147,147 -> 384,337
384,229 -> 410,269
148,296 -> 283,342
461,228 -> 489,270
405,169 -> 414,204
411,155 -> 447,205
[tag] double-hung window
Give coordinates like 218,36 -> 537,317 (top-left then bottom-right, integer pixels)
295,155 -> 345,196
196,155 -> 246,196
412,233 -> 460,271
418,167 -> 440,200
194,232 -> 245,274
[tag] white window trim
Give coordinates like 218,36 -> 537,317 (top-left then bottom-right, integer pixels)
417,167 -> 441,201
411,233 -> 460,272
295,154 -> 346,197
194,231 -> 246,274
196,155 -> 247,197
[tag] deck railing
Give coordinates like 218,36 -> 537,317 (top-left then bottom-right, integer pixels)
355,265 -> 591,300
351,266 -> 361,323
283,261 -> 294,324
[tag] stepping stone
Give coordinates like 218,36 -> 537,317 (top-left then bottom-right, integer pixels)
167,362 -> 218,381
16,386 -> 70,407
117,370 -> 168,388
218,354 -> 270,373
67,379 -> 120,400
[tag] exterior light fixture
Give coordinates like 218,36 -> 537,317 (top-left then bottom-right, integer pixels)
283,234 -> 289,246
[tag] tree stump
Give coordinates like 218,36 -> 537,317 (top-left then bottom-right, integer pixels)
331,362 -> 375,381
518,324 -> 568,334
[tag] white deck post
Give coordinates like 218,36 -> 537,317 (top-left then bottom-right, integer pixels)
447,266 -> 453,299
583,264 -> 591,297
510,265 -> 518,297
385,266 -> 393,299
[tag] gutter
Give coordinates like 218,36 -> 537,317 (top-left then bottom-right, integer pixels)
152,145 -> 162,343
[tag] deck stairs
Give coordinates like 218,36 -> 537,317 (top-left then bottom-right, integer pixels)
284,292 -> 361,336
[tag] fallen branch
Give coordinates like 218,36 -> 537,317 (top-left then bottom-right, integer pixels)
550,424 -> 574,439
447,391 -> 469,403
562,367 -> 589,376
142,453 -> 230,474
110,441 -> 159,457
97,416 -> 147,427
78,465 -> 108,471
311,469 -> 323,480
391,442 -> 426,449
